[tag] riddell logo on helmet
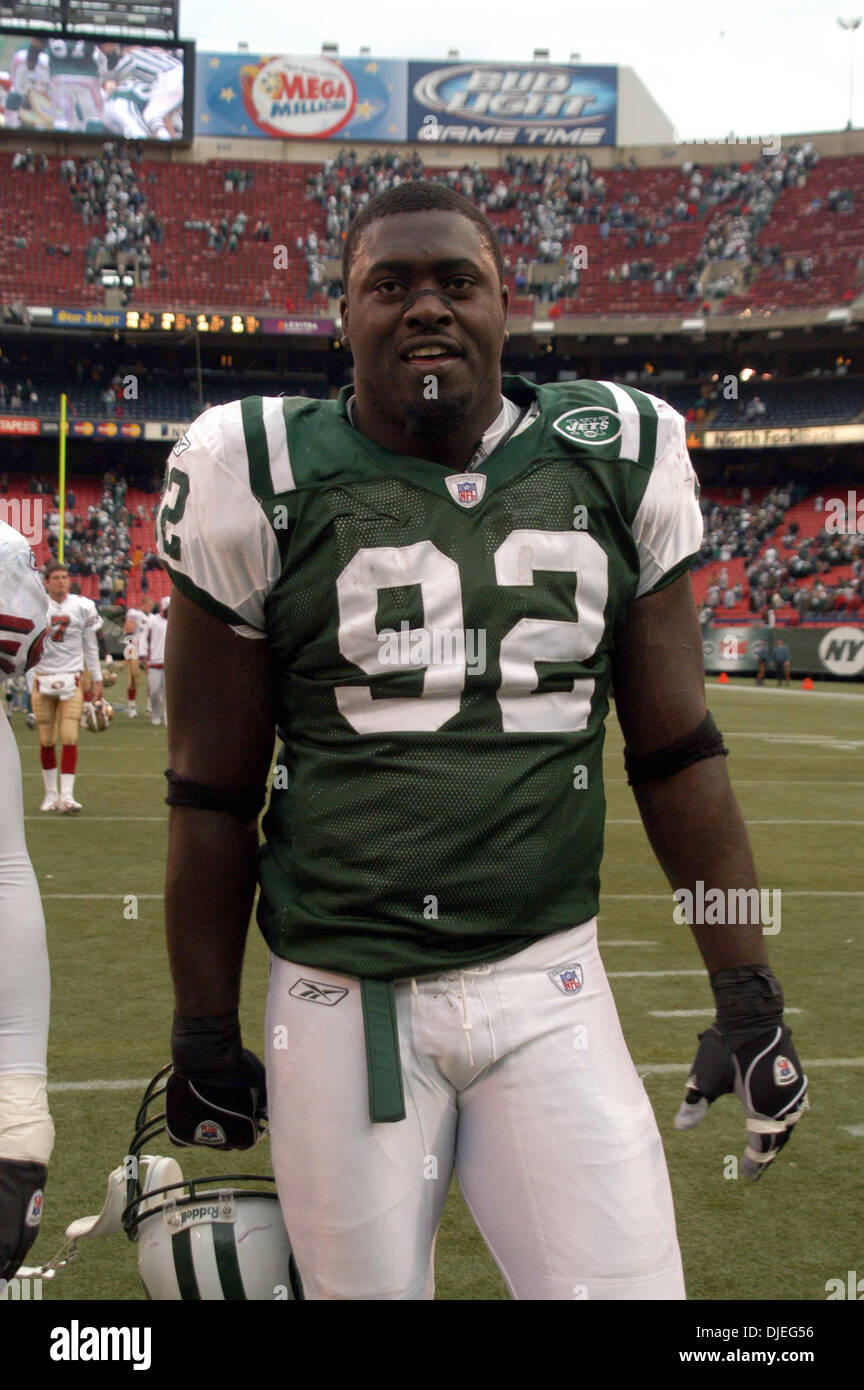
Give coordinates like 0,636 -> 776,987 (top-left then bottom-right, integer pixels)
194,1120 -> 226,1145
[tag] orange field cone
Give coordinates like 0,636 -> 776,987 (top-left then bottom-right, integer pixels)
801,676 -> 814,690
717,671 -> 729,683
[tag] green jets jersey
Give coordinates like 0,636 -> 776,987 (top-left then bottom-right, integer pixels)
157,376 -> 702,980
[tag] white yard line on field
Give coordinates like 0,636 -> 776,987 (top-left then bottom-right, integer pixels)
708,685 -> 864,702
639,1057 -> 864,1076
606,779 -> 864,786
606,819 -> 863,825
607,969 -> 706,979
40,893 -> 165,899
602,891 -> 864,899
650,1007 -> 803,1018
50,1056 -> 864,1093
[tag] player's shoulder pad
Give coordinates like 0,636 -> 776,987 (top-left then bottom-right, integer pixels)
536,378 -> 690,473
172,396 -> 305,502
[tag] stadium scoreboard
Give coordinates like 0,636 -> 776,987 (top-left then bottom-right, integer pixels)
124,311 -> 262,334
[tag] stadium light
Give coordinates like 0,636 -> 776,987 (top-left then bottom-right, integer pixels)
533,48 -> 550,62
837,17 -> 862,128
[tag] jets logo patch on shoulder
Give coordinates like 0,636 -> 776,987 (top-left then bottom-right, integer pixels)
445,473 -> 487,508
172,433 -> 192,456
553,407 -> 621,447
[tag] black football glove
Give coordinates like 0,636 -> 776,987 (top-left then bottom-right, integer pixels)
167,1011 -> 267,1152
0,1158 -> 47,1283
674,966 -> 809,1180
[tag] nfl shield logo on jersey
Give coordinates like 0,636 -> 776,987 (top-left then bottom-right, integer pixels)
773,1055 -> 798,1085
548,963 -> 584,995
445,473 -> 487,509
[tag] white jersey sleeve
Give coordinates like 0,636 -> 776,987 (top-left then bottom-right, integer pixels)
629,394 -> 703,598
0,520 -> 48,678
80,598 -> 103,681
156,401 -> 285,638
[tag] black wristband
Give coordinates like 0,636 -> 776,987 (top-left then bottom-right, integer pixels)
171,1010 -> 244,1084
709,964 -> 784,1038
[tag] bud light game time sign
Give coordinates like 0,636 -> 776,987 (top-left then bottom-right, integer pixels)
409,62 -> 618,146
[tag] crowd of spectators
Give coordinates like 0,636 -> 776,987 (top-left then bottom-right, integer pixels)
58,142 -> 164,295
696,484 -> 864,622
697,485 -> 799,570
300,143 -> 826,310
2,471 -> 164,602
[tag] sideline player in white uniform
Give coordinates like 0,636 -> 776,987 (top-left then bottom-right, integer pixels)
3,42 -> 53,130
32,562 -> 102,814
0,521 -> 54,1283
156,185 -> 808,1301
123,596 -> 153,717
143,597 -> 168,726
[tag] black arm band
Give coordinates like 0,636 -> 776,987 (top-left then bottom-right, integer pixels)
624,711 -> 728,787
164,769 -> 266,820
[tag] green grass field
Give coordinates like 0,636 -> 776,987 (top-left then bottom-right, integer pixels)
9,675 -> 863,1301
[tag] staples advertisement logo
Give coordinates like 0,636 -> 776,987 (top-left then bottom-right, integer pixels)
242,54 -> 356,138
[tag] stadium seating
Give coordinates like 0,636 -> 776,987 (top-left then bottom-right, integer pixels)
3,150 -> 864,317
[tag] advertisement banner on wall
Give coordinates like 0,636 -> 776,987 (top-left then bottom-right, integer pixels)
703,625 -> 864,679
407,61 -> 618,146
196,52 -> 407,140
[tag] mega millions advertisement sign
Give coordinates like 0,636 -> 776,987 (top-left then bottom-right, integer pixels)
196,54 -> 618,145
196,52 -> 407,140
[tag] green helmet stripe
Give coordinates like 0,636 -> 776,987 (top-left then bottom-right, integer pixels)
241,396 -> 272,498
171,1227 -> 202,1300
212,1220 -> 247,1300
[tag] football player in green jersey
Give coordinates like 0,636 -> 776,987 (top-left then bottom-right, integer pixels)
158,183 -> 807,1300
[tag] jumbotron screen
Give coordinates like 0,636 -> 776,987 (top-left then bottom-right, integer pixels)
0,32 -> 193,141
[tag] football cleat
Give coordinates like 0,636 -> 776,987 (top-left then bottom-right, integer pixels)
58,796 -> 82,814
40,792 -> 60,812
128,707 -> 137,719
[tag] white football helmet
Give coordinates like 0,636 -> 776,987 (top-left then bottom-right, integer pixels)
65,1067 -> 303,1301
83,697 -> 114,732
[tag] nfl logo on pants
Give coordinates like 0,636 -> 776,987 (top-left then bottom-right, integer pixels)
548,964 -> 584,994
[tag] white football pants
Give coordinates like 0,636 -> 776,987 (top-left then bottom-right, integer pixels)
266,920 -> 685,1301
0,707 -> 54,1163
147,668 -> 166,723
